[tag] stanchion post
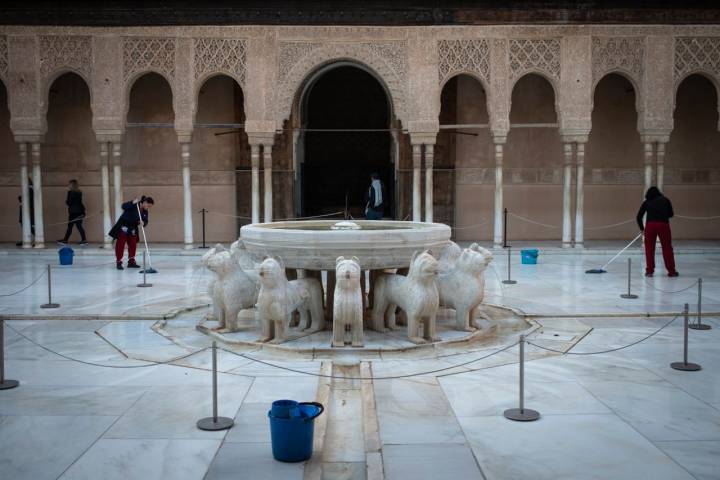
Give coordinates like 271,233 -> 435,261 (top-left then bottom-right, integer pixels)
197,341 -> 234,431
620,258 -> 638,299
689,278 -> 710,331
504,334 -> 540,421
137,252 -> 153,288
0,320 -> 20,390
503,208 -> 509,248
199,208 -> 208,249
671,304 -> 702,371
502,247 -> 517,285
40,264 -> 60,309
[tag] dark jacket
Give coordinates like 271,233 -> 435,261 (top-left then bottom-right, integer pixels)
637,191 -> 674,231
17,186 -> 34,224
108,200 -> 149,239
66,190 -> 86,218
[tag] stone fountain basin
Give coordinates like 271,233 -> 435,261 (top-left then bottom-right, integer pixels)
240,220 -> 451,270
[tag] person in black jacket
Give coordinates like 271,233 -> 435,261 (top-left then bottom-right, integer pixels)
58,179 -> 87,245
109,196 -> 154,270
16,179 -> 35,247
365,172 -> 385,220
637,186 -> 678,277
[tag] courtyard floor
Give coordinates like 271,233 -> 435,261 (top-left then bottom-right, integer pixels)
0,242 -> 719,480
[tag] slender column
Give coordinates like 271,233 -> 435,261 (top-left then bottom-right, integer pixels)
263,144 -> 273,223
250,144 -> 260,224
100,142 -> 112,247
643,142 -> 654,195
181,142 -> 193,248
656,142 -> 666,192
31,143 -> 45,248
412,143 -> 421,222
19,143 -> 32,248
424,144 -> 434,223
562,143 -> 573,248
574,143 -> 585,248
112,142 -> 123,220
493,142 -> 504,247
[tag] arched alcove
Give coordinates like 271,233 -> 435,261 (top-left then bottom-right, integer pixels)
438,74 -> 492,238
505,73 -> 562,240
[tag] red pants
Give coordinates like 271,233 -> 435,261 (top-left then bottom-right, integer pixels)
115,231 -> 138,264
644,221 -> 677,274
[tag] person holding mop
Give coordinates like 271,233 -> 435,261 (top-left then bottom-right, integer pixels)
109,196 -> 154,270
637,186 -> 678,278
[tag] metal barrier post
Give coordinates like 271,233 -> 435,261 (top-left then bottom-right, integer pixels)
199,208 -> 208,249
503,208 -> 509,248
502,247 -> 517,285
197,341 -> 234,431
137,252 -> 153,288
671,304 -> 702,371
40,264 -> 60,308
620,258 -> 638,299
689,278 -> 710,331
504,334 -> 540,421
0,320 -> 20,390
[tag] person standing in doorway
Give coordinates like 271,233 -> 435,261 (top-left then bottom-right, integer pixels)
637,186 -> 678,277
58,179 -> 87,245
365,172 -> 385,220
109,196 -> 154,270
16,179 -> 35,247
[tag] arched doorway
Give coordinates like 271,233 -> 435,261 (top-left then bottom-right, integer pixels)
0,79 -> 19,242
298,64 -> 394,218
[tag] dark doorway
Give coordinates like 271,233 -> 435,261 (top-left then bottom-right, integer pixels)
301,65 -> 394,218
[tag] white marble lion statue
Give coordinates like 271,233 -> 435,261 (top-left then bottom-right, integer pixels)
256,257 -> 325,344
437,242 -> 493,331
371,251 -> 440,344
333,256 -> 364,347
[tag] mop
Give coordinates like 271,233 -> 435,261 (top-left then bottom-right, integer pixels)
585,232 -> 643,274
136,203 -> 158,274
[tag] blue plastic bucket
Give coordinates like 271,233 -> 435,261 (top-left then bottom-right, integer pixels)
521,249 -> 539,265
58,246 -> 74,265
269,402 -> 324,462
271,399 -> 300,418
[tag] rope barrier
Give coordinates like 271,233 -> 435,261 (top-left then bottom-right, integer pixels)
451,220 -> 491,231
643,279 -> 699,294
676,214 -> 720,220
527,315 -> 679,355
0,270 -> 46,297
508,213 -> 560,229
584,218 -> 636,230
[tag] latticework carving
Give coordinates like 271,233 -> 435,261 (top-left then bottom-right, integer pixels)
123,37 -> 175,83
39,35 -> 92,80
509,38 -> 561,81
194,38 -> 247,85
277,41 -> 408,122
592,37 -> 644,85
0,36 -> 7,79
674,37 -> 720,81
438,39 -> 490,85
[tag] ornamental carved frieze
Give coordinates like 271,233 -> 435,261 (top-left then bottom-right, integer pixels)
194,38 -> 247,86
508,38 -> 561,82
39,35 -> 92,81
674,37 -> 720,82
0,36 -> 7,80
437,39 -> 490,85
276,40 -> 408,122
591,37 -> 644,86
123,37 -> 176,83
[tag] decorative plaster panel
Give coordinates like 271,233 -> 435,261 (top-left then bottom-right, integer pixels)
123,37 -> 175,83
509,38 -> 561,82
0,36 -> 7,79
39,35 -> 92,81
591,36 -> 644,86
194,37 -> 247,86
437,39 -> 490,85
674,37 -> 720,82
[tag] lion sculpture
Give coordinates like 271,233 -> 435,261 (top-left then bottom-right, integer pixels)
333,256 -> 364,347
256,257 -> 325,344
371,251 -> 440,344
437,242 -> 493,331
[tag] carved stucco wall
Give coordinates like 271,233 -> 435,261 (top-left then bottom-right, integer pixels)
0,35 -> 7,83
193,37 -> 247,90
674,36 -> 720,93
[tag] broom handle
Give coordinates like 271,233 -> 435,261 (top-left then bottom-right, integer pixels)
136,202 -> 153,267
598,232 -> 643,271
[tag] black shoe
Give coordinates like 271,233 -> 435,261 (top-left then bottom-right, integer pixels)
79,240 -> 89,245
116,262 -> 124,270
57,239 -> 68,244
126,262 -> 140,269
15,241 -> 22,246
668,272 -> 679,277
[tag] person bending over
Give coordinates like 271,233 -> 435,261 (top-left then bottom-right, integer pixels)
109,196 -> 154,270
636,186 -> 678,277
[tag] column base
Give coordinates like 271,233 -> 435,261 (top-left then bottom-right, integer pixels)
574,242 -> 584,249
33,242 -> 45,249
184,243 -> 194,250
22,242 -> 32,249
562,242 -> 573,249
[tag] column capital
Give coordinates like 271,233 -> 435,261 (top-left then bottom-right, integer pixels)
247,132 -> 276,147
640,132 -> 671,144
491,133 -> 507,145
559,133 -> 589,144
95,132 -> 124,144
14,133 -> 44,144
176,131 -> 193,144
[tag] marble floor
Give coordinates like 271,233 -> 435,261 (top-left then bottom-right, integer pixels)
1,245 -> 719,479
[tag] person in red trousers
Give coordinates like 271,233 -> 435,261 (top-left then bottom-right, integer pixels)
636,187 -> 678,278
108,196 -> 154,270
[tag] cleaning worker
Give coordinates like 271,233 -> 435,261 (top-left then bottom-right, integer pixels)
636,186 -> 678,278
109,196 -> 154,270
